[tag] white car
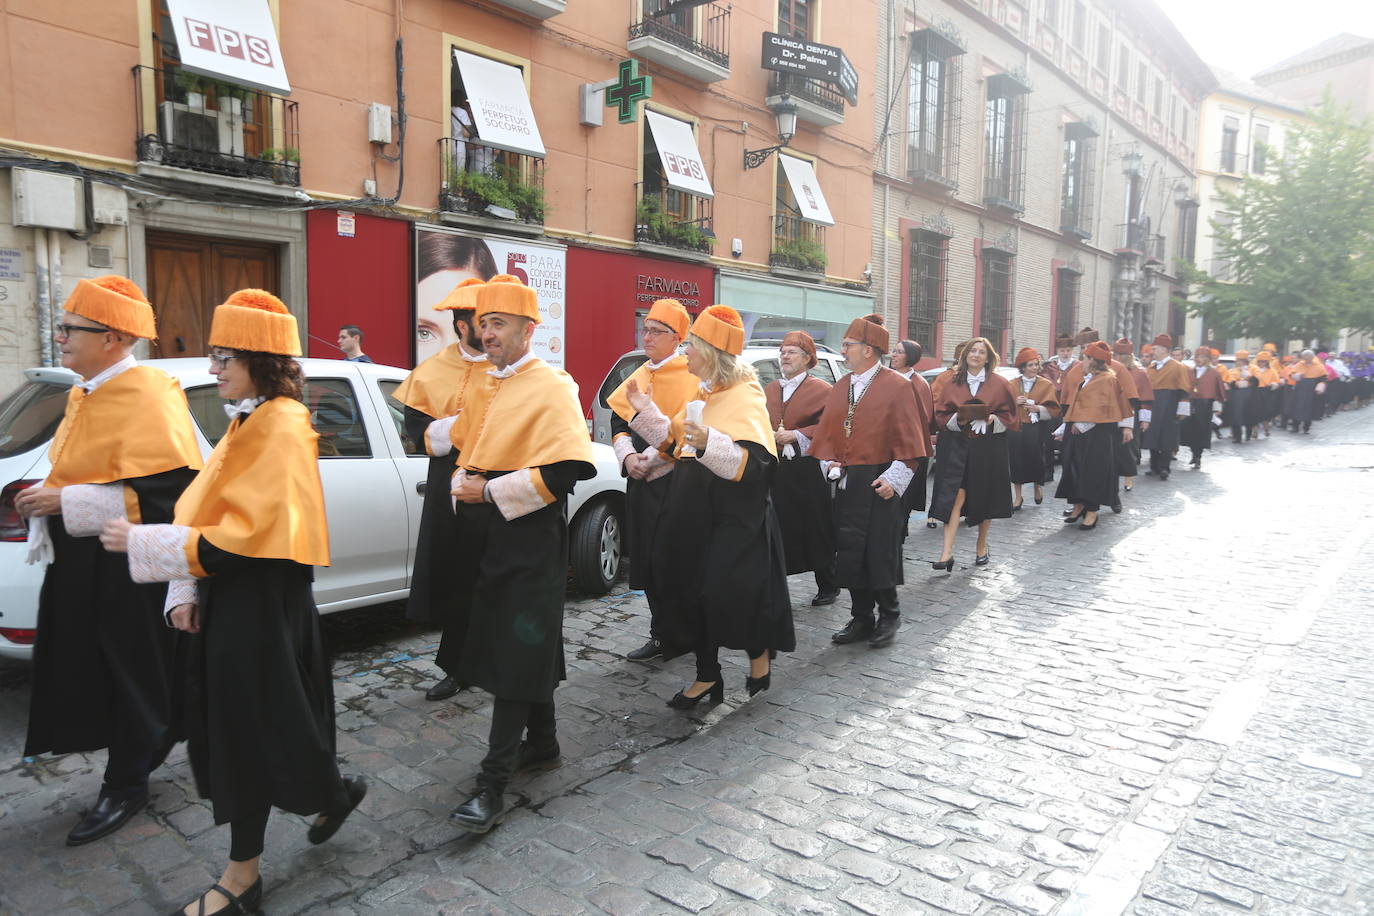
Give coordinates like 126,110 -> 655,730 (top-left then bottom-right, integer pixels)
0,358 -> 625,662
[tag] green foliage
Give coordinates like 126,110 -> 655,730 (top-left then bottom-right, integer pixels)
635,195 -> 710,252
445,162 -> 546,223
771,235 -> 828,272
1179,94 -> 1374,344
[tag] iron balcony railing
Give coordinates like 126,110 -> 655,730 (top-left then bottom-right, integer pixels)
1117,220 -> 1151,252
133,65 -> 300,186
635,183 -> 714,254
630,1 -> 731,70
769,71 -> 845,116
438,137 -> 546,225
770,214 -> 827,273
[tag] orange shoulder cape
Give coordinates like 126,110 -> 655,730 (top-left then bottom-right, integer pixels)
393,344 -> 491,419
453,358 -> 594,472
670,378 -> 777,459
45,365 -> 203,487
607,354 -> 700,425
174,397 -> 330,567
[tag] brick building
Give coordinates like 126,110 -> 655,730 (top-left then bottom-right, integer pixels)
867,0 -> 1213,367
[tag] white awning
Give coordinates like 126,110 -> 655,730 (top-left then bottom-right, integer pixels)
645,111 -> 714,199
779,155 -> 835,226
453,50 -> 546,159
165,0 -> 291,95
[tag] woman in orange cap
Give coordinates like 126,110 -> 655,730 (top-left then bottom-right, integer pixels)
1006,347 -> 1059,509
1250,350 -> 1283,436
625,305 -> 793,707
1223,350 -> 1256,443
1055,341 -> 1132,530
103,290 -> 365,915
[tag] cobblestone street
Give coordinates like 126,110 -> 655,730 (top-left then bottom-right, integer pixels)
0,409 -> 1370,916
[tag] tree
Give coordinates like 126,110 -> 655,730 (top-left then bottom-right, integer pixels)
1179,95 -> 1374,346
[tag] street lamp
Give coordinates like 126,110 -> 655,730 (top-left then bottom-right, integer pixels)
1121,147 -> 1143,178
744,96 -> 799,169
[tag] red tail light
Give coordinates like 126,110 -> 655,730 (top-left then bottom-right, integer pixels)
0,628 -> 37,645
0,480 -> 41,542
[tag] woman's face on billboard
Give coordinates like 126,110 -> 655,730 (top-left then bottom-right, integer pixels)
416,267 -> 481,363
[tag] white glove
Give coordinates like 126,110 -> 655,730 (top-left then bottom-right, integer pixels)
969,419 -> 987,435
1315,382 -> 1327,395
827,464 -> 843,481
25,516 -> 54,566
426,415 -> 459,457
1211,415 -> 1223,428
1074,421 -> 1094,434
1212,402 -> 1222,414
1028,412 -> 1039,424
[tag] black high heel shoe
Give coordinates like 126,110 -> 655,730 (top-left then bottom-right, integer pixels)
307,775 -> 367,845
974,552 -> 990,566
170,877 -> 263,915
1063,510 -> 1084,524
746,654 -> 772,697
667,680 -> 724,709
931,557 -> 954,571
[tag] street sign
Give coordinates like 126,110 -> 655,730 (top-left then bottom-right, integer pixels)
761,32 -> 859,106
605,59 -> 652,125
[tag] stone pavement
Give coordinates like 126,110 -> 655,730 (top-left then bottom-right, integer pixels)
0,408 -> 1371,915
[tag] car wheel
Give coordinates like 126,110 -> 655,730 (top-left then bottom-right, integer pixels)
570,499 -> 622,595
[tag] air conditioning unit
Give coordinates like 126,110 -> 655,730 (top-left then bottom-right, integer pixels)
160,101 -> 245,157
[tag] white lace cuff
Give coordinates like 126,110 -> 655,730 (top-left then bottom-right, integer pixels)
128,524 -> 198,583
698,427 -> 747,481
612,433 -> 636,470
1118,417 -> 1134,427
1139,408 -> 1152,423
61,483 -> 127,537
879,461 -> 912,497
1053,423 -> 1067,438
163,579 -> 198,625
486,469 -> 555,521
1074,421 -> 1095,434
426,415 -> 458,457
1176,400 -> 1192,417
628,399 -> 671,450
989,415 -> 1007,434
945,414 -> 961,432
793,428 -> 812,456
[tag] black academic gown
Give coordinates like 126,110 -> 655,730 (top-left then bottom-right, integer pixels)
187,540 -> 347,824
773,448 -> 835,576
1056,423 -> 1119,509
833,463 -> 908,591
450,461 -> 592,704
651,443 -> 794,654
928,431 -> 1014,527
402,406 -> 466,674
25,468 -> 196,764
1141,389 -> 1185,452
610,413 -> 674,590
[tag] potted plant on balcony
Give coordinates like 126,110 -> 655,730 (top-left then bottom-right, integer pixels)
442,162 -> 546,224
635,195 -> 710,253
770,236 -> 827,273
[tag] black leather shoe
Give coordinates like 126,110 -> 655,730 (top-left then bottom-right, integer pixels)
626,638 -> 663,661
451,789 -> 507,834
169,877 -> 262,916
831,617 -> 875,644
307,775 -> 367,845
425,676 -> 460,701
667,680 -> 724,709
67,791 -> 147,846
869,614 -> 901,648
515,740 -> 562,773
1110,500 -> 1122,514
810,591 -> 840,607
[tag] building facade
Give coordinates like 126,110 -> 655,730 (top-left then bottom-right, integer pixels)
868,0 -> 1212,368
1253,33 -> 1374,120
0,0 -> 880,406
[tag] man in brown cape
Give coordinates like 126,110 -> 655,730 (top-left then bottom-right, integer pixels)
810,314 -> 929,649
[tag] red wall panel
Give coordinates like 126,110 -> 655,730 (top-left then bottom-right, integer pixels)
306,210 -> 412,368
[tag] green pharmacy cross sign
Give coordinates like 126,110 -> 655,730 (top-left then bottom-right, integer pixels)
605,59 -> 652,124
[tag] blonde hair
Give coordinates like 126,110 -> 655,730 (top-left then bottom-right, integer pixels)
1118,351 -> 1138,370
690,334 -> 757,390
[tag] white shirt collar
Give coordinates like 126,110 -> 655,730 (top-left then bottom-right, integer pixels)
645,352 -> 679,371
967,368 -> 987,384
77,354 -> 137,393
897,368 -> 915,380
487,349 -> 538,380
779,370 -> 807,391
1055,355 -> 1074,369
849,361 -> 882,392
223,396 -> 267,420
1154,356 -> 1173,369
458,344 -> 488,363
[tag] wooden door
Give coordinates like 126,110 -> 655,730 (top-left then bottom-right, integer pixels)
145,231 -> 280,357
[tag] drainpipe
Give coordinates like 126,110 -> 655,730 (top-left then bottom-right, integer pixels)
34,230 -> 51,367
48,229 -> 64,346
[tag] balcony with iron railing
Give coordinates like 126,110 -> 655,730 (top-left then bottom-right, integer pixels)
770,214 -> 827,275
766,72 -> 845,128
628,2 -> 730,83
1116,220 -> 1150,253
634,183 -> 714,257
438,137 -> 545,231
133,64 -> 300,187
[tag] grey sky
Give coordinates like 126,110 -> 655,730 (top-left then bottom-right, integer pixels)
1150,0 -> 1374,80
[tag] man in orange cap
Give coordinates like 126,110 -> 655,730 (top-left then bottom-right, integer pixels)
1058,328 -> 1138,511
810,314 -> 929,649
766,330 -> 838,605
445,275 -> 597,834
15,276 -> 203,846
1142,333 -> 1192,480
395,278 -> 494,701
1184,346 -> 1226,468
1222,349 -> 1255,443
606,299 -> 698,659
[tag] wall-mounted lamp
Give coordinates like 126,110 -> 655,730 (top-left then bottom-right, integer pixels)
1121,148 -> 1144,178
744,96 -> 798,169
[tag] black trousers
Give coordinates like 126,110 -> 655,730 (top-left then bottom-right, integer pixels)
230,806 -> 271,862
848,587 -> 898,620
479,698 -> 556,795
101,727 -> 173,801
1148,449 -> 1173,475
814,563 -> 838,596
691,641 -> 767,684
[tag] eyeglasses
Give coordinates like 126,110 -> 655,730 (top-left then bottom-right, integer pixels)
208,352 -> 240,369
55,323 -> 109,338
641,326 -> 675,339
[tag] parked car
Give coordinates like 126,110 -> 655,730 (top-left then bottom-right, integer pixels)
0,358 -> 625,662
591,340 -> 848,445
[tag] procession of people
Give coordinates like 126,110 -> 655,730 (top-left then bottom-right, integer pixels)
13,271 -> 1370,913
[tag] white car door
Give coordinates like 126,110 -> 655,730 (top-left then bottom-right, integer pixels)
368,375 -> 430,582
304,370 -> 410,607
